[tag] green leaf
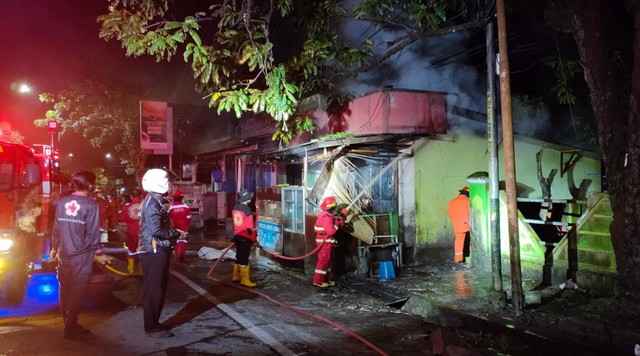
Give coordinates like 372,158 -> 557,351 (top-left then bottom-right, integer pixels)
188,30 -> 202,47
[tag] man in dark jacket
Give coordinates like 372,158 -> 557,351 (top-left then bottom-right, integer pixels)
51,171 -> 109,338
138,169 -> 184,338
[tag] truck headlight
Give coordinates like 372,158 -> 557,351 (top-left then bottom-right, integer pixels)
0,238 -> 14,252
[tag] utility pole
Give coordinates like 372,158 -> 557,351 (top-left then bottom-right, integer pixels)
486,19 -> 503,293
496,0 -> 524,316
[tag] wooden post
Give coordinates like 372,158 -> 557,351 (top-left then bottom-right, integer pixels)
496,0 -> 524,316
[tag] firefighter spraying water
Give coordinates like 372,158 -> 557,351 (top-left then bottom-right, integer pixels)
312,196 -> 347,288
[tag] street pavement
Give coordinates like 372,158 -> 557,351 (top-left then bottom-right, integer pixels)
1,227 -> 638,355
0,244 -> 434,355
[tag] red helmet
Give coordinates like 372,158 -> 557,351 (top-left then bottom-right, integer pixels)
173,190 -> 184,198
320,196 -> 337,210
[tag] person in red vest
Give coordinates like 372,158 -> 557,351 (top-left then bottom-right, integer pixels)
313,196 -> 346,288
168,191 -> 191,261
447,186 -> 471,264
231,189 -> 257,287
120,188 -> 142,274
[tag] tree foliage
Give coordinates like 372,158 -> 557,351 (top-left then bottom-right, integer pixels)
98,0 -> 492,143
34,81 -> 149,184
544,0 -> 640,313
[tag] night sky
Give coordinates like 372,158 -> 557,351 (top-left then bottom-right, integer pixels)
1,0 -> 206,170
1,1 -> 599,164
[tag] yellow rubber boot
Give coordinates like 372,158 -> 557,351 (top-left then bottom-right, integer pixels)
232,264 -> 241,282
127,257 -> 136,274
240,265 -> 256,287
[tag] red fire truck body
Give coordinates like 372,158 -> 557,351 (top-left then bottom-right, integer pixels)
0,141 -> 49,305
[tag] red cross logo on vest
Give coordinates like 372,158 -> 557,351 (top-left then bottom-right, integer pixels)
128,203 -> 141,220
65,200 -> 81,217
233,211 -> 244,226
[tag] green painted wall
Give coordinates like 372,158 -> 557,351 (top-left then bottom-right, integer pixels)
412,133 -> 602,260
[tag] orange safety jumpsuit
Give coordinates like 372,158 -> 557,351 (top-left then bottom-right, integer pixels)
313,210 -> 339,286
447,193 -> 470,263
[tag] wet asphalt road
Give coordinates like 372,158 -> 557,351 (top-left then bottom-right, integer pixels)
0,250 -> 434,356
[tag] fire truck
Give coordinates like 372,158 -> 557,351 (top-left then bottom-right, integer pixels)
0,141 -> 51,305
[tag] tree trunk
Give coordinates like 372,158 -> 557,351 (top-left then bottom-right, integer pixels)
560,1 -> 640,313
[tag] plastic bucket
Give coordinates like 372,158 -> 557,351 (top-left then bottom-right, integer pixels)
378,261 -> 396,280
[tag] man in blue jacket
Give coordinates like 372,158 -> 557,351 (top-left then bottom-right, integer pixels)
138,168 -> 185,338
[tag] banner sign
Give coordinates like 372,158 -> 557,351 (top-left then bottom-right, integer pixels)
153,107 -> 174,155
257,220 -> 283,253
140,101 -> 168,149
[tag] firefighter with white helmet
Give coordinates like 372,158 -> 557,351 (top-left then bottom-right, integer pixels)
138,168 -> 184,338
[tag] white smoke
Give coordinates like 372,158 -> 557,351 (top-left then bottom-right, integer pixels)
335,11 -> 554,139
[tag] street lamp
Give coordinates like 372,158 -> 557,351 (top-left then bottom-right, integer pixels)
18,83 -> 32,94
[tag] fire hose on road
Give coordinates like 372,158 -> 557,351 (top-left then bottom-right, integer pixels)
205,240 -> 389,356
94,235 -> 387,355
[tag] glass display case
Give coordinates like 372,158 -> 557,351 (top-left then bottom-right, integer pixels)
282,186 -> 305,233
257,187 -> 284,253
259,199 -> 282,222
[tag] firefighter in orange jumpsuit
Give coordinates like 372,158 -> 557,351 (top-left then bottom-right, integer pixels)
120,188 -> 142,273
313,196 -> 346,288
447,186 -> 470,263
168,191 -> 191,261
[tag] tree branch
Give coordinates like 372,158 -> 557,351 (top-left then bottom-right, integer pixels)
340,17 -> 490,78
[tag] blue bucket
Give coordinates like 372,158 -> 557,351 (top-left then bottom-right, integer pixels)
378,261 -> 396,280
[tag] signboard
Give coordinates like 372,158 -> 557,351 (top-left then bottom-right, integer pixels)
140,101 -> 168,149
258,220 -> 283,253
153,107 -> 174,155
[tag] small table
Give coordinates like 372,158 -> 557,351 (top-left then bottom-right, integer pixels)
358,235 -> 403,277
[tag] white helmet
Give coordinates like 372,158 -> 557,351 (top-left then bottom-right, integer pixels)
142,168 -> 170,194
